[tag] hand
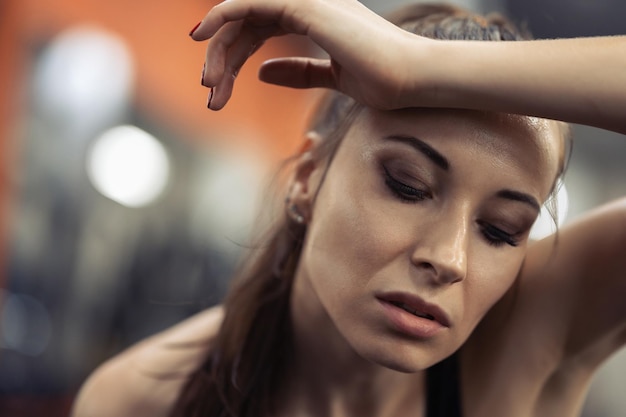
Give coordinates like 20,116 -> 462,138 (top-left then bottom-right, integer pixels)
190,0 -> 433,110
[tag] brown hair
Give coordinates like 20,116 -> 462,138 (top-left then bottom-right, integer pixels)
170,4 -> 566,417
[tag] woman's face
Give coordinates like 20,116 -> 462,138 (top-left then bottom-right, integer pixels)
293,107 -> 561,372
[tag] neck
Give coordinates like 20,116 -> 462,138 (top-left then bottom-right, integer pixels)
278,271 -> 426,417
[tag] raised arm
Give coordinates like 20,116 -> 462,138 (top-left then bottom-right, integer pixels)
191,0 -> 626,134
516,198 -> 626,367
426,37 -> 626,134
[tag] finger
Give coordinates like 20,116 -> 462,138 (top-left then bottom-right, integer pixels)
206,25 -> 272,109
259,58 -> 337,90
219,24 -> 272,86
208,75 -> 233,111
203,20 -> 244,87
191,1 -> 242,41
192,1 -> 289,41
207,53 -> 247,111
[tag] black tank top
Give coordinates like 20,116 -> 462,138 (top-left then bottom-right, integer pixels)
425,352 -> 463,417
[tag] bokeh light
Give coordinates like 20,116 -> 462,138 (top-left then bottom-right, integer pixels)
529,182 -> 569,241
35,25 -> 134,135
86,125 -> 171,208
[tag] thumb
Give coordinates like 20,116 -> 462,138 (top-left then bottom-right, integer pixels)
258,58 -> 337,90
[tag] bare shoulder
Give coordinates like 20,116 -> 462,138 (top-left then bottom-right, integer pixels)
71,306 -> 224,417
500,197 -> 626,362
462,200 -> 626,416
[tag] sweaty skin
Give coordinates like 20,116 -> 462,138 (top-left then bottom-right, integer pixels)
72,109 -> 625,417
73,1 -> 626,416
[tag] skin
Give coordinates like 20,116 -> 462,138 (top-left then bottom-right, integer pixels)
281,108 -> 560,416
290,108 -> 559,371
72,106 -> 626,417
194,0 -> 626,133
72,1 -> 626,416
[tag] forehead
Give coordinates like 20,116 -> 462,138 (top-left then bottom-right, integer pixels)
348,107 -> 562,199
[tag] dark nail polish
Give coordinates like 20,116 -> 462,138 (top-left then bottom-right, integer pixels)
207,88 -> 214,109
189,21 -> 201,37
201,63 -> 206,86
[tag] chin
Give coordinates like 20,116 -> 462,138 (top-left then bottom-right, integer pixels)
356,339 -> 441,373
375,357 -> 425,374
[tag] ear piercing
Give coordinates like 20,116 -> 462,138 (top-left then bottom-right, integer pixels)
289,204 -> 305,224
285,197 -> 305,224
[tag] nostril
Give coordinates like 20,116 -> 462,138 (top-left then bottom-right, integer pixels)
416,261 -> 437,275
415,260 -> 464,284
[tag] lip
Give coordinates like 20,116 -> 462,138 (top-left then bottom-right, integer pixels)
376,292 -> 451,338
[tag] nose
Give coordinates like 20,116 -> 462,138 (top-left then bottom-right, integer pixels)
410,208 -> 469,285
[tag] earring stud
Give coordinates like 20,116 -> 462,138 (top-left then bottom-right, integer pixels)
289,204 -> 305,224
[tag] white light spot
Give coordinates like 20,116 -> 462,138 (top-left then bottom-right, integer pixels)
530,182 -> 569,241
36,26 -> 134,132
86,125 -> 170,208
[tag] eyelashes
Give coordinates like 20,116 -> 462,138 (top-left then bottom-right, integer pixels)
383,165 -> 430,202
478,221 -> 520,247
382,164 -> 519,248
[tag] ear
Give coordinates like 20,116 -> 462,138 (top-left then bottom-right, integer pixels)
286,131 -> 324,223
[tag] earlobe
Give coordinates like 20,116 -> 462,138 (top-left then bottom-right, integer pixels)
285,132 -> 324,224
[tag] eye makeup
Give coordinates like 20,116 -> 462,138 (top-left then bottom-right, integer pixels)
477,220 -> 521,247
374,138 -> 533,249
383,165 -> 430,203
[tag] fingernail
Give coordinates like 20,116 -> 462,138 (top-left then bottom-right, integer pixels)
207,88 -> 214,110
201,63 -> 206,86
189,21 -> 201,37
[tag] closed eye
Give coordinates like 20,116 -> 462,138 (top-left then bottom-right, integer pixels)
383,166 -> 430,203
478,221 -> 520,247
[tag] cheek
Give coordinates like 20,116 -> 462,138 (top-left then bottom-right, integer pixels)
303,174 -> 396,291
463,252 -> 525,330
300,153 -> 420,309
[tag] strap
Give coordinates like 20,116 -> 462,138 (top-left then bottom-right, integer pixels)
425,352 -> 463,417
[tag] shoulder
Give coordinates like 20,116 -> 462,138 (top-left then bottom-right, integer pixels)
71,306 -> 224,417
482,198 -> 626,364
462,201 -> 626,414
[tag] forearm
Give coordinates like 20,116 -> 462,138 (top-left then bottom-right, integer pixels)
418,36 -> 626,134
193,0 -> 626,130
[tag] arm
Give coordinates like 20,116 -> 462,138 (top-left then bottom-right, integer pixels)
191,0 -> 626,134
427,37 -> 626,134
520,198 -> 626,363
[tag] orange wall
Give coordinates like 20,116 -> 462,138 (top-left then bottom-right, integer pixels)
0,0 -> 320,287
17,0 -> 317,155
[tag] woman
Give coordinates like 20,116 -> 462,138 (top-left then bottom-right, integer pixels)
72,1 -> 626,416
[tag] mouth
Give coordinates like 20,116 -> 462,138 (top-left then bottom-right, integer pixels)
376,292 -> 451,328
389,301 -> 436,320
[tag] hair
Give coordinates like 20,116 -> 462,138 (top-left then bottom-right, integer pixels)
170,4 -> 570,417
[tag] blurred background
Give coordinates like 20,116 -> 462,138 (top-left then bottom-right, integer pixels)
0,0 -> 624,416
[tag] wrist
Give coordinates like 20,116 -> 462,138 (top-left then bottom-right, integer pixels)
398,36 -> 455,109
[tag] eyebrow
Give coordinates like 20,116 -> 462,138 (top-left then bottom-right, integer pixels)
384,135 -> 449,171
384,135 -> 540,212
496,190 -> 541,212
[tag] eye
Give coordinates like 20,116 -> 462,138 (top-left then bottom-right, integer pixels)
478,221 -> 520,247
383,165 -> 430,203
